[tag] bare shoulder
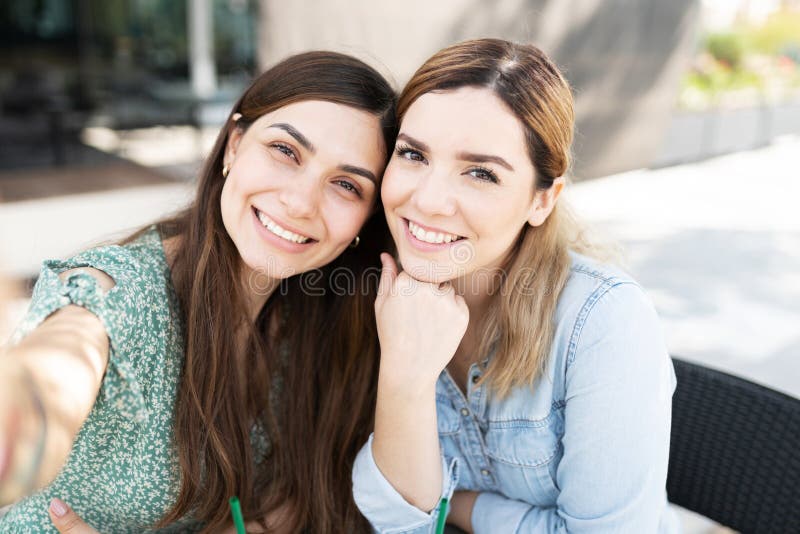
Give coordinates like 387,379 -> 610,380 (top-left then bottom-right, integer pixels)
161,235 -> 181,269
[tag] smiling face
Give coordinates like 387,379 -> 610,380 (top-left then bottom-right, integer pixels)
220,100 -> 386,280
382,86 -> 562,284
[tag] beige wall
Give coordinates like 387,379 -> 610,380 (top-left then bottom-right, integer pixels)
257,0 -> 700,179
258,0 -> 577,85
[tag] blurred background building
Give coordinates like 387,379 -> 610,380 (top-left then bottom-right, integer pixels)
1,1 -> 799,532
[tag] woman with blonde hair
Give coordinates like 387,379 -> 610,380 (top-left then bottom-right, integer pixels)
353,38 -> 679,533
0,50 -> 395,533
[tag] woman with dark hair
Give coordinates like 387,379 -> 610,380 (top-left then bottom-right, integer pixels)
0,50 -> 395,533
353,38 -> 679,533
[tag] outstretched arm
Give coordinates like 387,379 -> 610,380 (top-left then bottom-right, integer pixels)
0,268 -> 112,505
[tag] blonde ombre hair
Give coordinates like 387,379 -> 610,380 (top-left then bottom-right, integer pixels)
399,38 -> 612,397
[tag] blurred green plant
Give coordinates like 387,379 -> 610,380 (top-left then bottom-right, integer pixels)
679,9 -> 800,110
684,64 -> 762,94
705,33 -> 744,69
743,11 -> 800,56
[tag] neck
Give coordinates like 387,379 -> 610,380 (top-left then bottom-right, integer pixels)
450,268 -> 500,368
163,233 -> 279,324
455,267 -> 501,318
239,265 -> 281,322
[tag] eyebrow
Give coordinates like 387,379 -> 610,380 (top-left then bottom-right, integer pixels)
268,123 -> 315,152
338,164 -> 377,184
455,151 -> 514,171
398,133 -> 514,171
269,123 -> 376,184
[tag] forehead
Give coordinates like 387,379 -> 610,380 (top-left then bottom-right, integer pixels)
250,99 -> 385,164
401,87 -> 528,156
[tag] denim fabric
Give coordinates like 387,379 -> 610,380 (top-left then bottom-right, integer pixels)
353,253 -> 681,533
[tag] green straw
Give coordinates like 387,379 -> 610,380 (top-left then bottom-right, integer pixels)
229,496 -> 246,534
434,497 -> 449,534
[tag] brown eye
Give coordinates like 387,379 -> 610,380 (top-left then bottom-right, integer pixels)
395,144 -> 427,164
466,166 -> 499,184
272,143 -> 298,162
334,179 -> 362,198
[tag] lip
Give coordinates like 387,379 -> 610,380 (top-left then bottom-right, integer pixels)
251,207 -> 317,253
401,217 -> 465,252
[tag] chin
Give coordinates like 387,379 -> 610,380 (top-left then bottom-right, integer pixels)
399,256 -> 463,284
240,249 -> 297,280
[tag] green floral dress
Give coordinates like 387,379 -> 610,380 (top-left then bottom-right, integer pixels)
1,227 -> 238,533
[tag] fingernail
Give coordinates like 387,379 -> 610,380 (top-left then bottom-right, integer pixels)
50,497 -> 68,517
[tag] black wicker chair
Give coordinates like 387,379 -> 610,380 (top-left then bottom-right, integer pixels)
667,357 -> 800,533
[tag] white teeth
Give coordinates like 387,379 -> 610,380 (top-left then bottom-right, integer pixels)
407,220 -> 461,244
256,210 -> 311,244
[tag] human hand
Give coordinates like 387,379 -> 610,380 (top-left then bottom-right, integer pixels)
375,253 -> 469,390
0,359 -> 47,506
48,498 -> 99,533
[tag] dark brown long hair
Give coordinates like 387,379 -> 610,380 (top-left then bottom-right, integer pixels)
136,51 -> 395,532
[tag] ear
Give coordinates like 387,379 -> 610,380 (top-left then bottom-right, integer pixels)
223,125 -> 245,169
527,176 -> 565,227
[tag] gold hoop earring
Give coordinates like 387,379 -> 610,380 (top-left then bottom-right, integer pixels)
222,164 -> 230,178
349,236 -> 360,248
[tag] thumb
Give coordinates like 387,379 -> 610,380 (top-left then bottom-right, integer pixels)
377,253 -> 399,298
49,498 -> 99,534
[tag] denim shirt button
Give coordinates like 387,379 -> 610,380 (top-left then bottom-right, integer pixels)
480,469 -> 490,476
471,374 -> 480,384
460,408 -> 470,417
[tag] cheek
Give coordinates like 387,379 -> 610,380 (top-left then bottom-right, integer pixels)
219,174 -> 251,232
464,202 -> 527,254
462,194 -> 528,242
325,201 -> 371,244
233,150 -> 290,196
472,202 -> 508,230
219,179 -> 236,228
380,165 -> 413,211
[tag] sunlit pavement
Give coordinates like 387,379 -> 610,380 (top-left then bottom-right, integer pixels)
570,134 -> 800,399
2,135 -> 798,534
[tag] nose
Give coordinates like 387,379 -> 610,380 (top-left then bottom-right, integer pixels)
411,170 -> 457,217
278,172 -> 319,219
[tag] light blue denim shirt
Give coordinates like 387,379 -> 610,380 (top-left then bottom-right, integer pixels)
352,252 -> 680,533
